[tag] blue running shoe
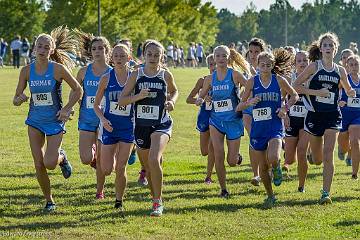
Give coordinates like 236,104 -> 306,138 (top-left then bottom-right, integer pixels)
128,149 -> 137,165
44,201 -> 56,212
345,157 -> 352,166
59,149 -> 72,179
263,195 -> 276,209
319,190 -> 332,205
272,161 -> 282,186
337,147 -> 345,160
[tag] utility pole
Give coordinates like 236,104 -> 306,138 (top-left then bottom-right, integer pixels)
285,0 -> 288,46
98,0 -> 101,36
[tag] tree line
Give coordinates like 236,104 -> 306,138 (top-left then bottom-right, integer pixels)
0,0 -> 218,49
217,0 -> 360,50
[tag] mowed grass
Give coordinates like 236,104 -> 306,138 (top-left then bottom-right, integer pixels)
0,66 -> 359,240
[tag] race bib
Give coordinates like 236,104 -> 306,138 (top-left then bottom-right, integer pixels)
109,101 -> 131,116
316,92 -> 335,104
137,105 -> 159,120
289,105 -> 307,117
86,96 -> 96,109
253,107 -> 272,121
213,99 -> 233,112
32,92 -> 53,106
205,101 -> 212,110
347,97 -> 360,108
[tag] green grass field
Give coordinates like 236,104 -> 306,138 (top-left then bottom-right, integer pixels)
0,67 -> 359,239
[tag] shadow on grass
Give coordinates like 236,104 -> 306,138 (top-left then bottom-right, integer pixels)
334,220 -> 360,227
279,196 -> 359,207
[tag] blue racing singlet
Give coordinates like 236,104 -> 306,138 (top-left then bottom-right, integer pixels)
103,69 -> 134,135
250,74 -> 283,138
79,63 -> 112,127
210,68 -> 240,122
27,61 -> 62,124
340,74 -> 360,112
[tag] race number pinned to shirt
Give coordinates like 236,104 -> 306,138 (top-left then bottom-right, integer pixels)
213,99 -> 233,112
137,105 -> 159,120
253,107 -> 272,121
316,92 -> 335,104
289,105 -> 307,117
109,101 -> 131,116
347,97 -> 360,108
205,101 -> 212,110
86,96 -> 96,109
87,96 -> 106,109
32,92 -> 53,106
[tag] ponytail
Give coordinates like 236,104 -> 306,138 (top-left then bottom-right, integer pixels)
257,48 -> 293,76
229,48 -> 251,76
272,48 -> 293,76
73,28 -> 111,64
308,41 -> 321,62
49,26 -> 77,70
73,28 -> 94,61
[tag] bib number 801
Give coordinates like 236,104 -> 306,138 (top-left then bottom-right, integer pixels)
137,105 -> 159,120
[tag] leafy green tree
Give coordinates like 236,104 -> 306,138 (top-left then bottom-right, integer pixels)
0,0 -> 45,41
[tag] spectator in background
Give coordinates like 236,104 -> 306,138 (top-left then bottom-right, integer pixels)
21,37 -> 30,65
0,38 -> 8,67
179,46 -> 185,67
10,35 -> 22,69
285,46 -> 296,56
173,44 -> 179,68
295,43 -> 300,52
350,42 -> 358,54
167,41 -> 174,67
136,42 -> 143,61
29,36 -> 37,62
196,42 -> 204,67
187,42 -> 196,68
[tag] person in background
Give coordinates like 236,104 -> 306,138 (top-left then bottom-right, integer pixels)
21,37 -> 31,65
10,35 -> 22,69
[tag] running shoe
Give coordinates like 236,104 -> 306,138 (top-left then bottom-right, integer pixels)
319,190 -> 332,205
220,189 -> 230,198
114,199 -> 123,209
352,174 -> 358,180
250,176 -> 261,186
204,177 -> 212,184
237,154 -> 243,165
150,199 -> 164,217
337,147 -> 345,160
96,192 -> 105,200
272,161 -> 283,186
345,157 -> 352,166
298,186 -> 305,193
263,195 -> 276,209
59,149 -> 72,179
128,149 -> 137,165
44,201 -> 56,212
138,169 -> 148,186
